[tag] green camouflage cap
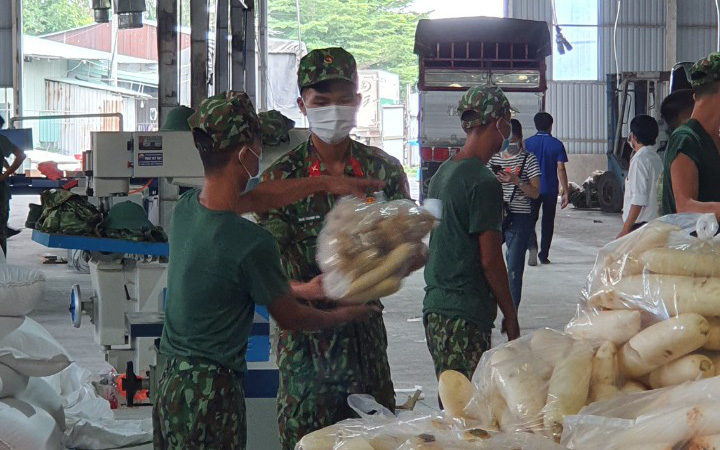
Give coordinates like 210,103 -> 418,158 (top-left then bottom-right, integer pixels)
258,110 -> 295,146
457,85 -> 517,130
160,106 -> 194,131
297,47 -> 358,89
690,52 -> 720,88
187,91 -> 260,153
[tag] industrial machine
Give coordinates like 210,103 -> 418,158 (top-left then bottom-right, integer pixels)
31,129 -> 308,449
570,63 -> 694,212
577,72 -> 672,213
413,16 -> 552,201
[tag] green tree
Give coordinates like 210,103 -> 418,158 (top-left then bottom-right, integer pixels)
23,0 -> 94,36
268,0 -> 424,87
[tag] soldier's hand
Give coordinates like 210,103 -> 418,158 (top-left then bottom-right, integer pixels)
501,317 -> 520,341
323,176 -> 384,198
290,276 -> 327,301
333,303 -> 381,323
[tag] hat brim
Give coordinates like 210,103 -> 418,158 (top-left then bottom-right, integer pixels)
299,74 -> 357,89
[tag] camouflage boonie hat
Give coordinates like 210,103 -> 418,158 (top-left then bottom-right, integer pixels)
187,91 -> 260,153
258,110 -> 295,146
457,85 -> 517,130
690,52 -> 720,88
297,47 -> 358,89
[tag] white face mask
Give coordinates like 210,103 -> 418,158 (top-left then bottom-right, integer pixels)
305,105 -> 357,144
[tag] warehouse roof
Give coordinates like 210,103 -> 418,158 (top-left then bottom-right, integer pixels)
24,36 -> 155,64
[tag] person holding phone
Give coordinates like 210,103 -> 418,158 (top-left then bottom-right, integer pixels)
488,119 -> 540,308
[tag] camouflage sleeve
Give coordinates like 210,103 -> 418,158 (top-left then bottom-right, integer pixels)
254,169 -> 293,251
383,159 -> 411,201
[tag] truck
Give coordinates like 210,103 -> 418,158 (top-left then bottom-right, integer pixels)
413,16 -> 552,200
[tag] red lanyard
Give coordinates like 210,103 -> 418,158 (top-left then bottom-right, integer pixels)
307,157 -> 365,178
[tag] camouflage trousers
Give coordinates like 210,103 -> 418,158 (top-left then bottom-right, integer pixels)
276,310 -> 395,450
152,356 -> 246,450
423,312 -> 492,381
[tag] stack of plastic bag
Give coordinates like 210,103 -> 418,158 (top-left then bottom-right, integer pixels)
300,214 -> 720,448
568,214 -> 720,393
0,264 -> 67,450
317,196 -> 437,304
440,214 -> 720,443
295,394 -> 567,450
0,263 -> 152,449
561,376 -> 720,449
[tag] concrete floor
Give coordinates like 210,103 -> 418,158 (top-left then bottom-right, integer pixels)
5,191 -> 622,448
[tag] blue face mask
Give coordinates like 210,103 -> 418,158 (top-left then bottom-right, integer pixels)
497,120 -> 512,153
241,147 -> 262,193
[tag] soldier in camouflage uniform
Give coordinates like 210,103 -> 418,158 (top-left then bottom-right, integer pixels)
423,86 -> 520,387
256,47 -> 410,450
153,91 -> 377,450
0,115 -> 26,257
258,110 -> 295,146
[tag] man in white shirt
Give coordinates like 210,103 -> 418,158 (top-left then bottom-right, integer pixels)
617,115 -> 663,238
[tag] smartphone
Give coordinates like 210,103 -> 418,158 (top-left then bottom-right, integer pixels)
491,164 -> 503,174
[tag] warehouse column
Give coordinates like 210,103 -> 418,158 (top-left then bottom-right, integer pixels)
230,1 -> 257,105
665,0 -> 677,71
11,0 -> 22,117
230,0 -> 246,91
257,0 -> 268,110
157,0 -> 179,125
215,0 -> 230,93
190,0 -> 209,108
157,0 -> 181,231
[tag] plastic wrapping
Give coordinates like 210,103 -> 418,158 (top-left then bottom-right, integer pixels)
561,377 -> 720,449
562,214 -> 720,397
302,214 -> 720,448
463,329 -> 599,441
577,214 -> 720,320
317,196 -> 436,303
295,411 -> 567,450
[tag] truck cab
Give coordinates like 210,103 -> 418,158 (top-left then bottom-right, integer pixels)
414,16 -> 552,201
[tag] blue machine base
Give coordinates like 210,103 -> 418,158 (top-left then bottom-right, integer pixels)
32,230 -> 169,257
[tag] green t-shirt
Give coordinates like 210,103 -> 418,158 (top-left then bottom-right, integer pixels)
423,158 -> 503,330
662,119 -> 720,215
159,189 -> 290,373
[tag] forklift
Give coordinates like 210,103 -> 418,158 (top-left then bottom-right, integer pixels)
571,64 -> 692,213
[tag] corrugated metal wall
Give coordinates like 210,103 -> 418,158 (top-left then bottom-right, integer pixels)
598,0 -> 666,76
44,80 -> 136,155
545,81 -> 607,154
43,23 -> 192,61
509,0 -> 718,154
677,0 -> 718,62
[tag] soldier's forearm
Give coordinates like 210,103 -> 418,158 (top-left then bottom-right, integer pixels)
240,177 -> 327,214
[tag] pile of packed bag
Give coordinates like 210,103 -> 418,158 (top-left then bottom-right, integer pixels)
0,259 -> 152,449
297,213 -> 720,450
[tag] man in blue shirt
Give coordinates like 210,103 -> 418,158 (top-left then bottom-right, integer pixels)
524,112 -> 569,265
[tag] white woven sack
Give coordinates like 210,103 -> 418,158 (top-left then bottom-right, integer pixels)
0,363 -> 28,398
0,398 -> 64,450
0,317 -> 71,377
0,265 -> 45,317
16,377 -> 65,431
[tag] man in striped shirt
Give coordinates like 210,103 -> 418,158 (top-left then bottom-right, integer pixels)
489,119 -> 540,308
